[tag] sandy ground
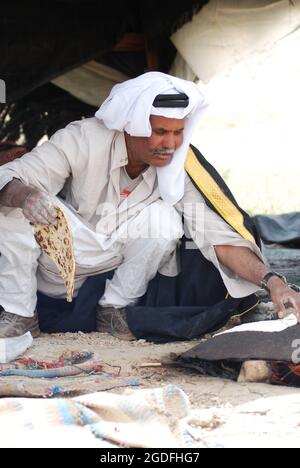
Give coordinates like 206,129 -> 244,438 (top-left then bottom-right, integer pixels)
20,330 -> 300,448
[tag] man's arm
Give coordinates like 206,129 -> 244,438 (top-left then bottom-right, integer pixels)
215,245 -> 300,321
0,121 -> 85,199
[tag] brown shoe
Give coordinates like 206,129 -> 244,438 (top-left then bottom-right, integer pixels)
96,306 -> 136,341
0,308 -> 40,338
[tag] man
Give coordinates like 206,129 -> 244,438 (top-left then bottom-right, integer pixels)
0,72 -> 299,341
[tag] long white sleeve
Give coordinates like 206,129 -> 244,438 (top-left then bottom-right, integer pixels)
0,121 -> 87,196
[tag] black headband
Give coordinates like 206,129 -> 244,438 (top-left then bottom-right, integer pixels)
153,93 -> 189,108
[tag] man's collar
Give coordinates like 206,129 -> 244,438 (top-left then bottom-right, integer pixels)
142,165 -> 156,188
111,131 -> 128,171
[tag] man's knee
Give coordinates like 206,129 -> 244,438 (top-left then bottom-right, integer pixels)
128,200 -> 184,242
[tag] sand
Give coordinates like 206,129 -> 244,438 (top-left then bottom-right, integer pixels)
19,330 -> 300,448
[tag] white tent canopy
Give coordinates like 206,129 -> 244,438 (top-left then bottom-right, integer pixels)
171,0 -> 300,215
52,61 -> 129,107
171,0 -> 300,82
53,1 -> 300,106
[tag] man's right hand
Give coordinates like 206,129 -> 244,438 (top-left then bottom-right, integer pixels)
22,191 -> 57,225
0,179 -> 57,225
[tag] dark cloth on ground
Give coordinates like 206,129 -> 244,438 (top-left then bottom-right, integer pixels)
179,324 -> 300,363
254,212 -> 300,247
176,323 -> 300,387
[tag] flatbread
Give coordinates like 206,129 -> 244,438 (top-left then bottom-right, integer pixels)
33,206 -> 75,302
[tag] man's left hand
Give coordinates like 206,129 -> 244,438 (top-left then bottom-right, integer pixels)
269,277 -> 300,322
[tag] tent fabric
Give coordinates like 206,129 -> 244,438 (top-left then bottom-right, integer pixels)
0,0 -> 208,103
254,213 -> 300,246
52,62 -> 129,107
171,0 -> 300,82
0,1 -> 132,103
169,53 -> 199,83
141,0 -> 209,43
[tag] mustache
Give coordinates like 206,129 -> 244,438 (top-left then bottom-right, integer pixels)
152,148 -> 175,155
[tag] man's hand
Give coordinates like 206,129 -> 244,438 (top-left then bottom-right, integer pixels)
0,178 -> 57,225
215,245 -> 300,323
268,276 -> 300,322
22,191 -> 57,225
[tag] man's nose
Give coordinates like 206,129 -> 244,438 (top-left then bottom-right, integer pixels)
163,133 -> 175,149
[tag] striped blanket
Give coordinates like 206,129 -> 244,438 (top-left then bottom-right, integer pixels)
0,385 -> 204,448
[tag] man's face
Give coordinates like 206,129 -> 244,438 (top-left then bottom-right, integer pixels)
125,115 -> 185,168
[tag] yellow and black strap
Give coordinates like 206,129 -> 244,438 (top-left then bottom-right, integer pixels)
185,147 -> 256,244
